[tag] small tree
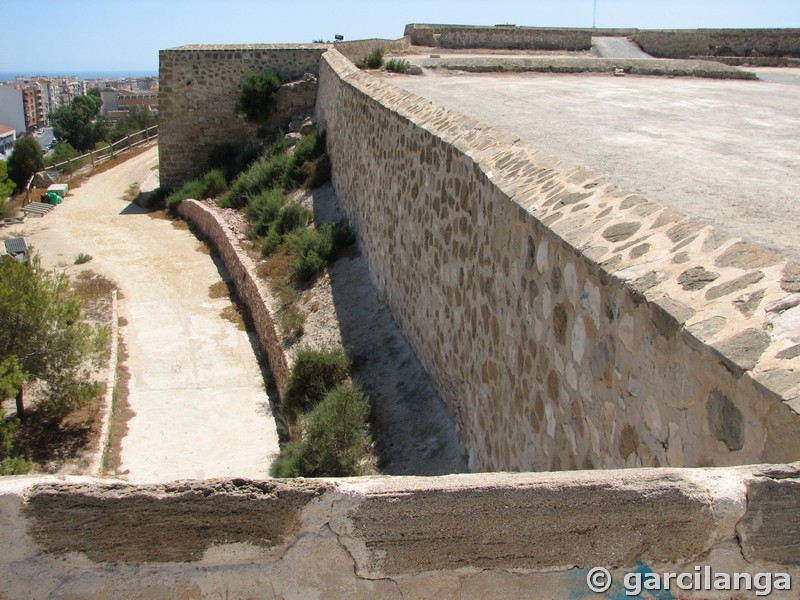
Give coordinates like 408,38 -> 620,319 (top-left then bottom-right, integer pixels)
0,357 -> 31,474
239,71 -> 282,123
0,161 -> 14,199
0,256 -> 102,420
6,136 -> 43,192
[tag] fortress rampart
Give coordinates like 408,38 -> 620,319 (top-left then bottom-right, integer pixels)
6,29 -> 799,598
158,44 -> 326,188
317,48 -> 800,472
404,23 -> 800,59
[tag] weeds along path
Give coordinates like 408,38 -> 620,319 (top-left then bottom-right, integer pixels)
14,145 -> 279,482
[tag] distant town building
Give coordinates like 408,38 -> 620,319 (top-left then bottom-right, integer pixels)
0,124 -> 16,158
0,86 -> 26,136
21,86 -> 46,130
100,89 -> 158,121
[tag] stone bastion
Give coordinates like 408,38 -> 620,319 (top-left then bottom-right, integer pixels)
2,27 -> 798,599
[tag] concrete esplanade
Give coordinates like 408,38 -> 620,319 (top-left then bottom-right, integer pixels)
3,24 -> 799,599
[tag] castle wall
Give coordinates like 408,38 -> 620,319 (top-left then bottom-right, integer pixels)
317,48 -> 800,472
158,45 -> 326,188
404,23 -> 592,50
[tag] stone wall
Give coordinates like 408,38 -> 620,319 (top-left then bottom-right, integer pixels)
402,24 -> 800,58
334,37 -> 412,61
2,464 -> 798,598
317,48 -> 800,472
403,23 -> 592,51
633,29 -> 800,59
158,44 -> 326,188
176,200 -> 290,390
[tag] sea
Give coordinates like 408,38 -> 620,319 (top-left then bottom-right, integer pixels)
0,70 -> 158,82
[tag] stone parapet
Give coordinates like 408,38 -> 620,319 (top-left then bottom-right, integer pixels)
317,48 -> 800,472
1,464 -> 797,598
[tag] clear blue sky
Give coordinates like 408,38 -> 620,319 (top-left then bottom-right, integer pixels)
5,0 -> 799,73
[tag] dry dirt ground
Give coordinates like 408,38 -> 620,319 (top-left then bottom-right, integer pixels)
3,145 -> 279,482
389,69 -> 800,263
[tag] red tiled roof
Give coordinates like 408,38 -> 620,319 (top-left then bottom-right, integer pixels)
0,124 -> 15,136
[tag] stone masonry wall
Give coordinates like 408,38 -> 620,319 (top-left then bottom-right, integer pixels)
176,200 -> 290,390
159,45 -> 326,188
2,464 -> 798,598
334,37 -> 412,61
317,48 -> 800,473
403,23 -> 592,50
632,29 -> 800,59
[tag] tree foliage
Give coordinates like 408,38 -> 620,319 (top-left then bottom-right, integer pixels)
239,71 -> 282,123
0,161 -> 15,201
44,142 -> 81,168
0,358 -> 30,475
6,136 -> 43,191
0,256 -> 103,419
50,94 -> 105,152
110,105 -> 157,142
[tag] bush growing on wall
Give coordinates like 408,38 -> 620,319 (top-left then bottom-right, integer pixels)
238,70 -> 282,123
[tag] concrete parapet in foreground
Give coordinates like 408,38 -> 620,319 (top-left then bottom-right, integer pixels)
1,464 -> 798,598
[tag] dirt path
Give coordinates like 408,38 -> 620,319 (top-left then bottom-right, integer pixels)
7,146 -> 279,482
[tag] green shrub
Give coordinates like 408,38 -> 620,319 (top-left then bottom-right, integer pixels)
270,384 -> 371,477
309,154 -> 331,188
284,225 -> 333,260
261,227 -> 282,257
223,148 -> 291,209
291,250 -> 325,284
385,58 -> 411,73
166,178 -> 206,211
274,202 -> 311,235
239,70 -> 282,122
203,168 -> 228,197
283,131 -> 326,188
331,220 -> 356,251
366,47 -> 384,69
247,188 -> 284,237
281,346 -> 350,422
74,253 -> 93,265
278,303 -> 306,341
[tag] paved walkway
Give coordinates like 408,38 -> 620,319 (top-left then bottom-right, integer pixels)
10,146 -> 279,482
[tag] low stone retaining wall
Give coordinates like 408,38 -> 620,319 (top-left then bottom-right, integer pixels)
176,200 -> 290,390
317,48 -> 800,472
415,55 -> 756,79
1,463 -> 797,598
